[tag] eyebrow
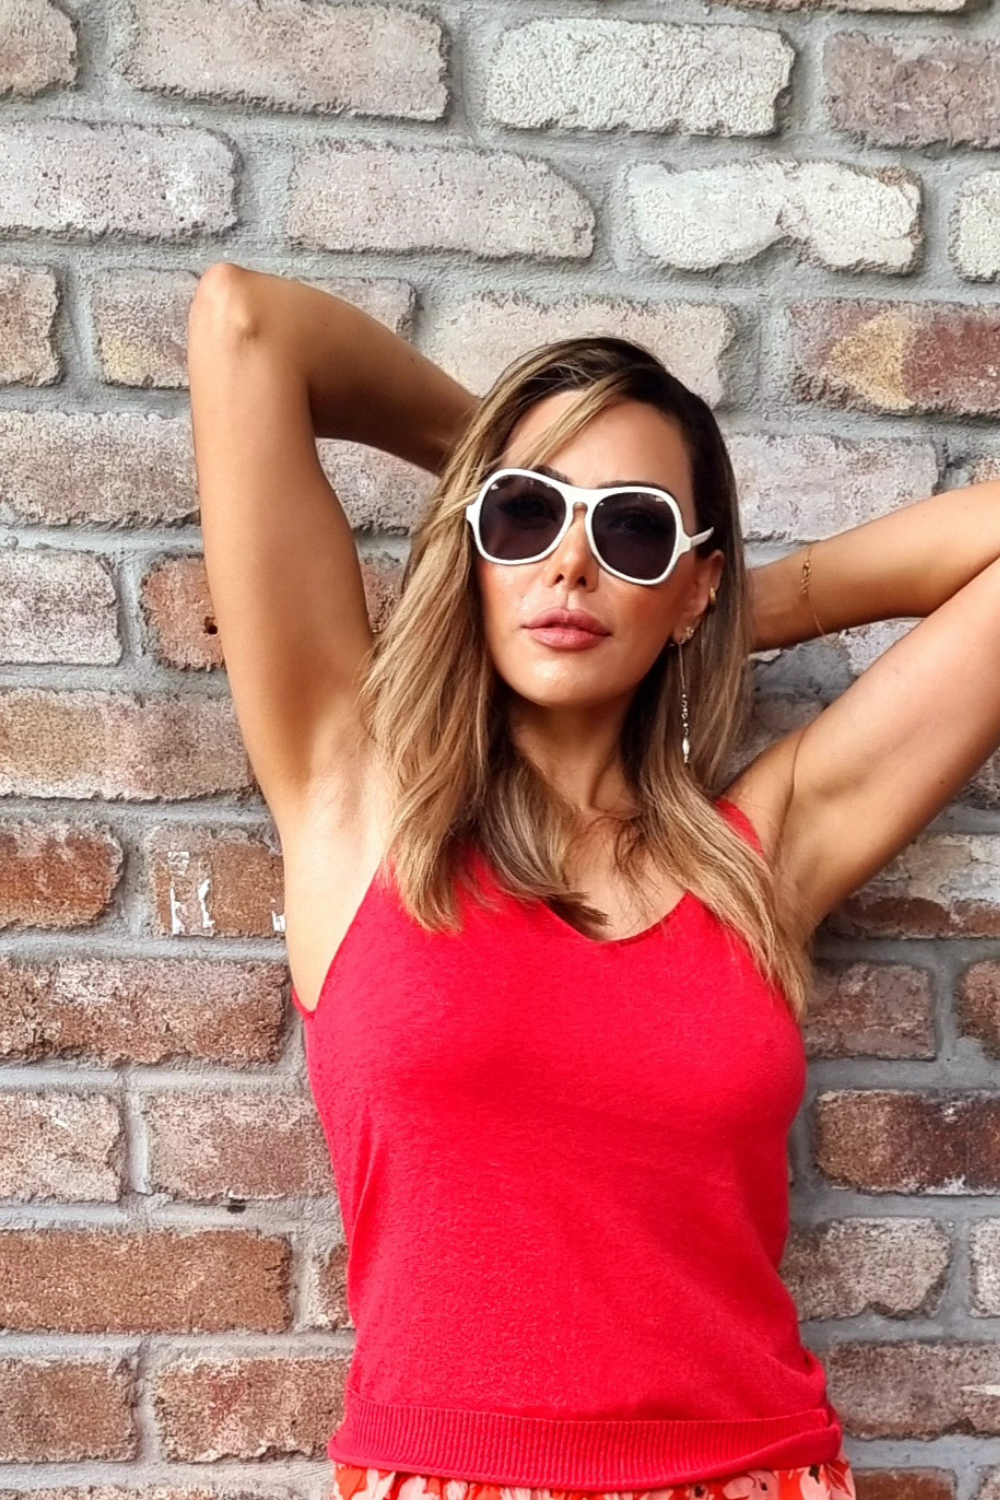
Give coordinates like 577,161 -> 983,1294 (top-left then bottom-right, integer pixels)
533,462 -> 675,493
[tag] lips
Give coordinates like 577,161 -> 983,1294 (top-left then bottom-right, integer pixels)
525,607 -> 610,635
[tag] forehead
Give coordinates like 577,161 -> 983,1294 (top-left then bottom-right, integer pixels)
502,393 -> 694,505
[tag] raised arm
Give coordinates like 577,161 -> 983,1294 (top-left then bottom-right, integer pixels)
186,263 -> 478,831
749,475 -> 1000,652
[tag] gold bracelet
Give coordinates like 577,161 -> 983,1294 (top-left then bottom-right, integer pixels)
800,544 -> 829,639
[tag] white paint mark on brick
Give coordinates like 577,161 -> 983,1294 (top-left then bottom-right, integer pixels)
628,160 -> 921,272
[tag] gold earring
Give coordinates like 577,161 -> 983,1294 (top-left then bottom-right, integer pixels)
708,586 -> 717,610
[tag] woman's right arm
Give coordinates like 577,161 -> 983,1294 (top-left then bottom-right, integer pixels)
186,262 -> 479,832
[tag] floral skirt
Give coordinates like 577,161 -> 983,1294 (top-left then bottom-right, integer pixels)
333,1452 -> 856,1500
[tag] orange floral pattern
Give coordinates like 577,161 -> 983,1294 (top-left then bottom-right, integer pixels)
333,1453 -> 856,1500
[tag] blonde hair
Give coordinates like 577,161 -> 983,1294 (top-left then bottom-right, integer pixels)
356,336 -> 814,1021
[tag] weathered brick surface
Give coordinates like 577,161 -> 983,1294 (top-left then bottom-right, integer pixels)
0,689 -> 251,799
628,160 -> 921,273
823,1341 -> 1000,1438
0,0 -> 76,96
952,172 -> 1000,282
970,1222 -> 1000,1314
0,1090 -> 124,1201
727,433 -> 939,542
305,1240 -> 352,1330
0,548 -> 119,663
422,292 -> 735,405
152,1354 -> 349,1460
120,0 -> 447,121
0,410 -> 196,524
143,1090 -> 333,1199
487,20 -> 793,135
816,1091 -> 1000,1193
0,121 -> 237,238
90,269 -> 415,387
826,34 -> 1000,148
287,143 -> 595,260
0,263 -> 59,383
141,548 -> 402,667
804,961 -> 936,1059
0,820 -> 121,929
0,1357 -> 136,1462
146,824 -> 283,938
781,1218 -> 950,1319
0,1229 -> 291,1331
816,833 -> 1000,938
0,956 -> 287,1065
788,301 -> 1000,416
6,0 -> 1000,1487
957,963 -> 1000,1061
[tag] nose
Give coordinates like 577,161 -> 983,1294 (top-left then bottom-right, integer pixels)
546,501 -> 597,579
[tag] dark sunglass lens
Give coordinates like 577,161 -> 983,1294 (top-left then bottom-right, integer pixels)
478,474 -> 564,561
594,493 -> 677,581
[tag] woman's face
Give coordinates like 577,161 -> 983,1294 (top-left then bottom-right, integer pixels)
473,393 -> 725,711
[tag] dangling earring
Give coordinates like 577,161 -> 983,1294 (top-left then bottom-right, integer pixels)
678,628 -> 694,765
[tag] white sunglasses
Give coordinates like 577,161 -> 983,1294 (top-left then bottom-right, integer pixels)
465,467 -> 714,587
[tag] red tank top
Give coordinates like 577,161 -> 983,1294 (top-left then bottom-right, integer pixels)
290,794 -> 844,1489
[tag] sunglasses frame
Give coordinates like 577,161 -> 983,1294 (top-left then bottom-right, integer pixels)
465,467 -> 715,588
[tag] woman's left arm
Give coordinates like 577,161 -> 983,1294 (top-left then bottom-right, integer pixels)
749,477 -> 1000,653
743,476 -> 1000,939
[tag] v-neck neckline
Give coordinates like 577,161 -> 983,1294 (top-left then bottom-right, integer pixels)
538,886 -> 698,950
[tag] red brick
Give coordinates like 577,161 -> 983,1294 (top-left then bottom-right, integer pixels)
121,0 -> 447,121
854,1473 -> 955,1500
153,1354 -> 349,1460
0,1357 -> 136,1462
145,824 -> 283,939
0,1090 -> 123,1201
0,820 -> 121,929
305,1239 -> 352,1330
789,300 -> 1000,417
0,548 -> 119,664
144,1090 -> 333,1200
816,1090 -> 1000,1193
0,263 -> 59,383
826,34 -> 1000,148
824,1340 -> 1000,1438
0,688 -> 251,799
0,956 -> 287,1065
780,1217 -> 949,1319
140,550 -> 403,668
0,1228 -> 291,1332
804,961 -> 936,1058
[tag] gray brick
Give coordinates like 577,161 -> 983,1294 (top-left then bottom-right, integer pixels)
421,292 -> 735,405
952,171 -> 1000,282
119,0 -> 447,121
0,264 -> 60,384
0,549 -> 120,664
0,411 -> 196,525
286,143 -> 594,260
0,0 -> 76,96
0,121 -> 237,239
487,19 -> 793,136
90,269 -> 415,388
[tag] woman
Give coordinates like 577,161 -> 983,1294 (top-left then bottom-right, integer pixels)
187,264 -> 1000,1500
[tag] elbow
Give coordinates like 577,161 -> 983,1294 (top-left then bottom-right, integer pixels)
188,261 -> 264,345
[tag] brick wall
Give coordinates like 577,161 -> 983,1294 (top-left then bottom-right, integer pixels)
2,0 -> 1000,1496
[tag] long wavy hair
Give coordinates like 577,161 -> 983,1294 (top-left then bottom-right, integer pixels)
356,335 -> 814,1021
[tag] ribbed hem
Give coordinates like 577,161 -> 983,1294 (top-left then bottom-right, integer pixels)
328,1387 -> 843,1489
